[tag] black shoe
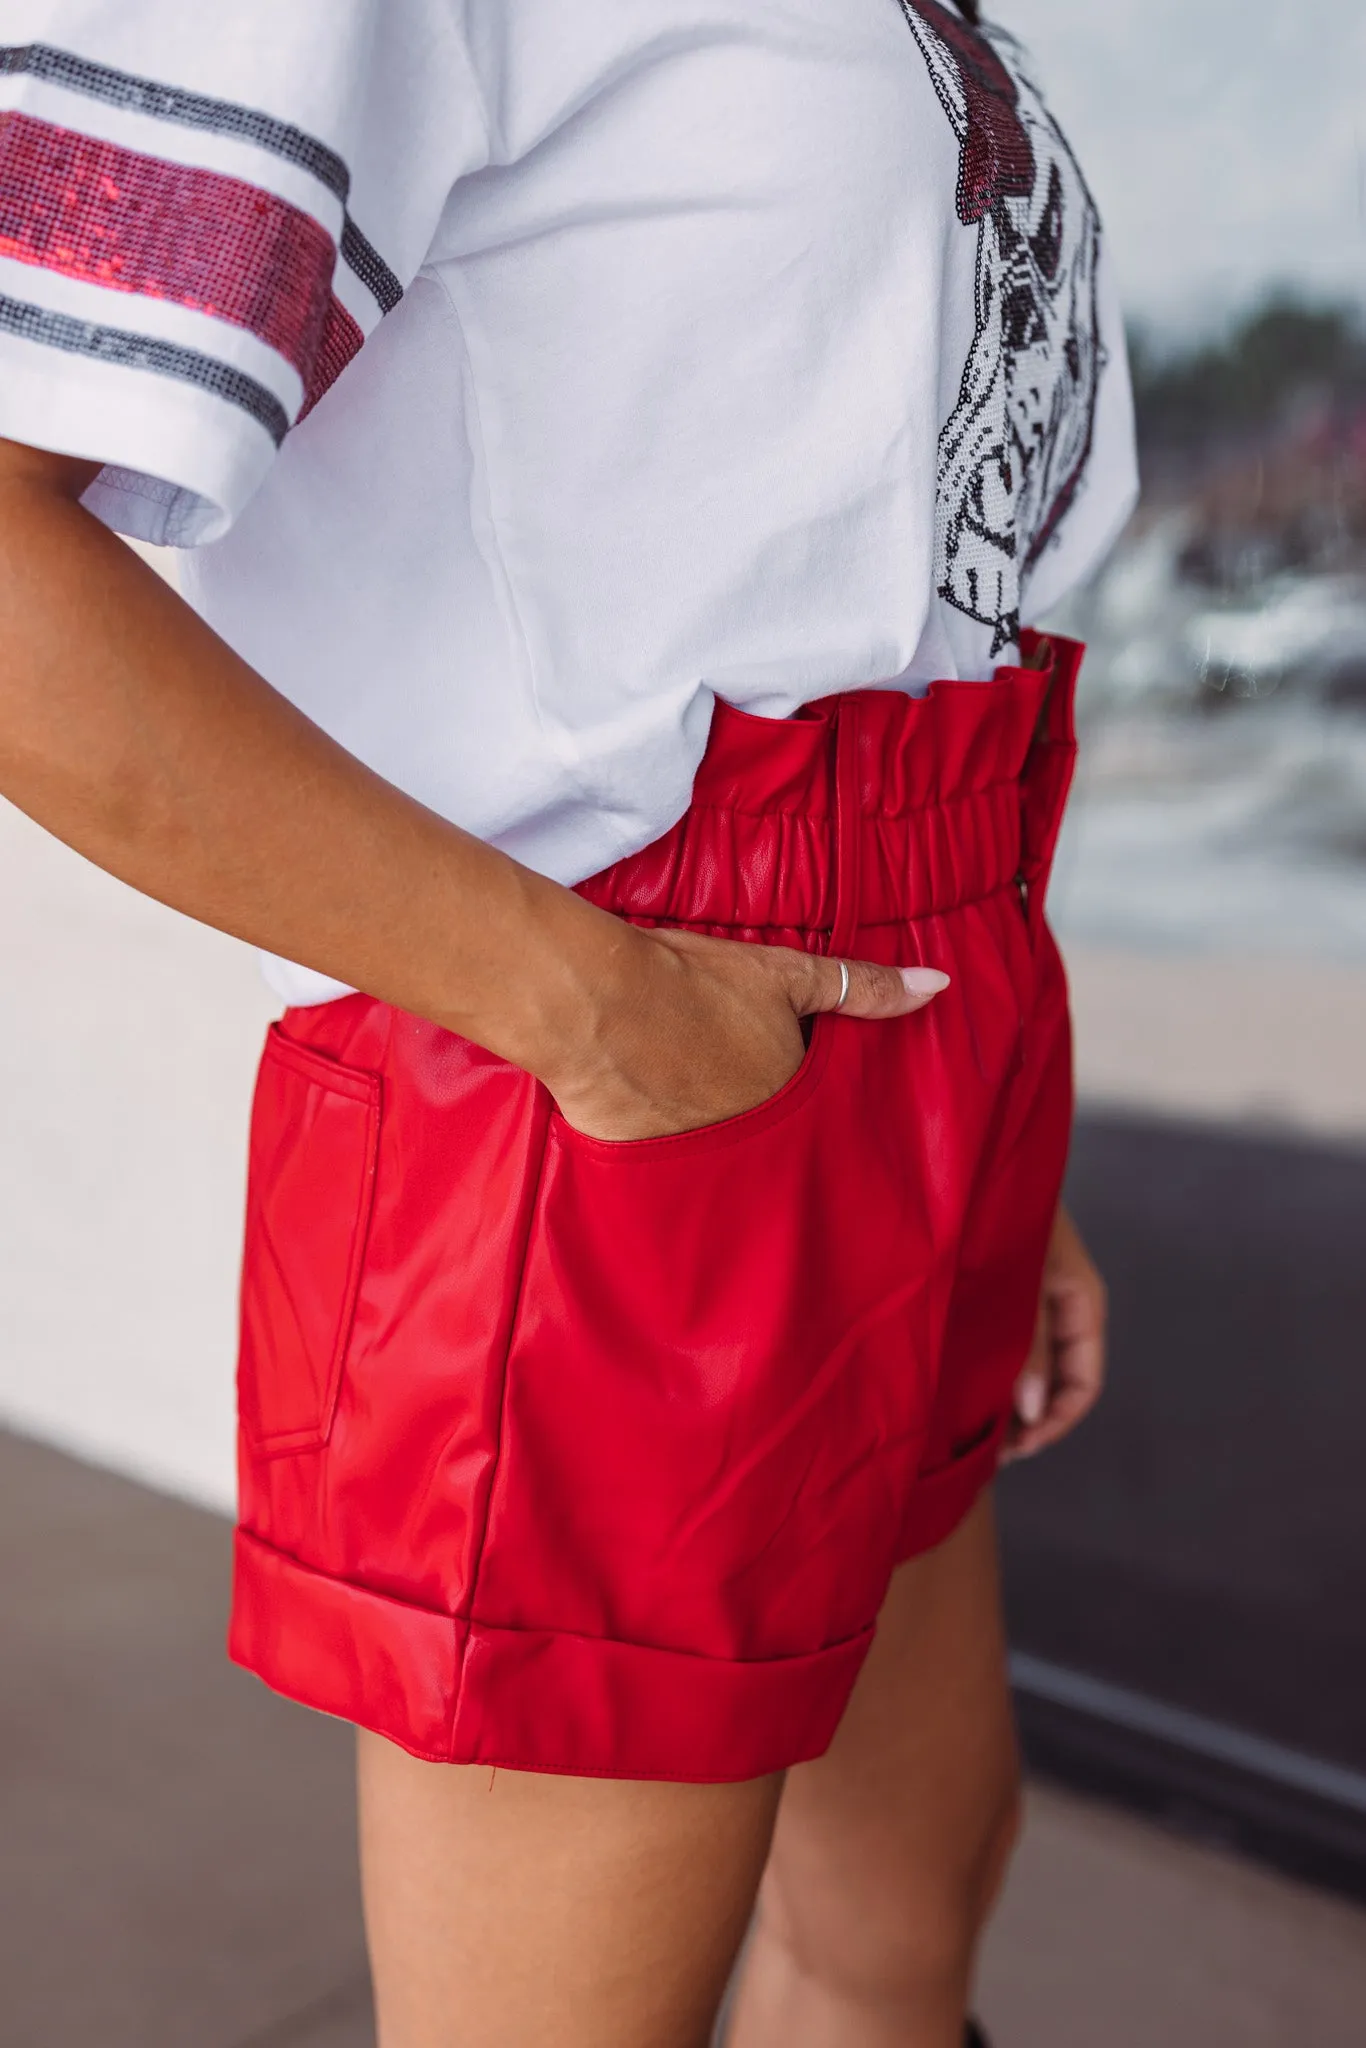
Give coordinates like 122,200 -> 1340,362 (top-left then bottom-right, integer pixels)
965,2025 -> 991,2048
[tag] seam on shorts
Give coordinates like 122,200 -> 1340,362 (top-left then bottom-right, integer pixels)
448,1083 -> 554,1759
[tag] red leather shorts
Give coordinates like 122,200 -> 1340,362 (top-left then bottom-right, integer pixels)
229,633 -> 1081,1781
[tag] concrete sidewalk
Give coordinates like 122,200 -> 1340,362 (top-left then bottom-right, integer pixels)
4,1427 -> 1366,2048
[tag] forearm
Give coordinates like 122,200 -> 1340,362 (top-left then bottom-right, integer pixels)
0,445 -> 637,1078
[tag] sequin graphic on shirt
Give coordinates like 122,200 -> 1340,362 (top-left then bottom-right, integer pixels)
898,3 -> 1103,654
0,114 -> 339,367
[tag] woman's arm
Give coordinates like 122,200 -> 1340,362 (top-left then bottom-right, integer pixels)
0,439 -> 943,1140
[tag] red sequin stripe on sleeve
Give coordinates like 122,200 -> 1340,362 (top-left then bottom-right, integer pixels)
0,110 -> 362,413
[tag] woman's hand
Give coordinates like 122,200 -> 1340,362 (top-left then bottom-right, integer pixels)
543,923 -> 949,1142
1004,1205 -> 1107,1461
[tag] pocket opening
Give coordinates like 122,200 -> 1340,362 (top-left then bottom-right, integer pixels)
549,1010 -> 833,1159
238,1027 -> 381,1457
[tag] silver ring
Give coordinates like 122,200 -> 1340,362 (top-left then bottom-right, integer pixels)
834,958 -> 851,1011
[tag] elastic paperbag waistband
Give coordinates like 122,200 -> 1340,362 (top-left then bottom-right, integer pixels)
578,633 -> 1082,935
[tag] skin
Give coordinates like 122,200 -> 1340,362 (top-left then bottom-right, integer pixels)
358,1738 -> 784,2048
0,437 -> 1107,2045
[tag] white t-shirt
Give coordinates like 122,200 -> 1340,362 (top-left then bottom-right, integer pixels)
0,1 -> 1137,1005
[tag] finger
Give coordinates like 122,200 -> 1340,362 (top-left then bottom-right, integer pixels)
1013,1297 -> 1049,1425
1014,1370 -> 1048,1430
1004,1328 -> 1106,1462
797,956 -> 950,1020
647,927 -> 950,1022
1005,1378 -> 1098,1462
1050,1304 -> 1107,1405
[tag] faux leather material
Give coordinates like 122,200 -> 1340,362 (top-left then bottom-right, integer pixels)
238,1033 -> 381,1455
229,632 -> 1081,1780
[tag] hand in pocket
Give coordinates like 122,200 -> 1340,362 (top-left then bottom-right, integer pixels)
547,924 -> 948,1142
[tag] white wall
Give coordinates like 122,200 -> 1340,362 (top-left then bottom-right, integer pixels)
1,795 -> 275,1512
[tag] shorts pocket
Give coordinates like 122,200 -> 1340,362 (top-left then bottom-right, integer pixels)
549,1011 -> 831,1157
238,1026 -> 381,1457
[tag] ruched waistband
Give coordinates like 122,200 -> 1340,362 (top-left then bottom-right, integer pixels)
578,632 -> 1083,941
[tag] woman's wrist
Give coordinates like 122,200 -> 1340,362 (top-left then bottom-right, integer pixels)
424,854 -> 658,1096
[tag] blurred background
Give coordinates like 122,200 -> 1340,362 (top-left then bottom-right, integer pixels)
3,3 -> 1366,2044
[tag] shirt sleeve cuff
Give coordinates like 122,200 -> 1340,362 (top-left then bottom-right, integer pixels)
0,330 -> 278,547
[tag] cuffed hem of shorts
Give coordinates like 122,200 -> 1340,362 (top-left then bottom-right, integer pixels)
229,1527 -> 873,1783
895,1417 -> 1008,1562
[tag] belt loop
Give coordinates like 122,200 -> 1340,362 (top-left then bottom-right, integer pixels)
829,694 -> 862,959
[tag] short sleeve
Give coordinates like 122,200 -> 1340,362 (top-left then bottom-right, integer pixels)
0,2 -> 487,544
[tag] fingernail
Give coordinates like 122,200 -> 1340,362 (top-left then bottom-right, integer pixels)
900,967 -> 951,998
1015,1375 -> 1046,1426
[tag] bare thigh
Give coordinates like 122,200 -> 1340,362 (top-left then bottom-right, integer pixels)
727,1492 -> 1019,2048
358,1734 -> 781,2048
